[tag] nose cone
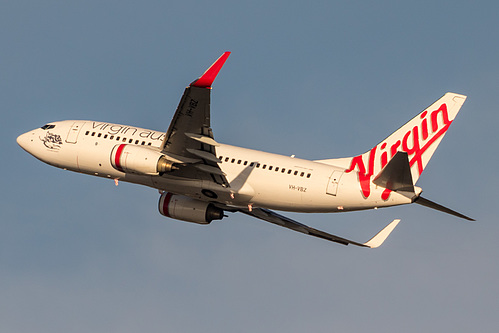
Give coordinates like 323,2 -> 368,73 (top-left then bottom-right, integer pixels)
17,132 -> 28,150
17,131 -> 35,153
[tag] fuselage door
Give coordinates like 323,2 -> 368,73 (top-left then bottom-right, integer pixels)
326,170 -> 343,196
66,121 -> 85,144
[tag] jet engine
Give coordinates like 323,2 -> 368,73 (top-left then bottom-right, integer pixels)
158,192 -> 224,224
110,144 -> 175,175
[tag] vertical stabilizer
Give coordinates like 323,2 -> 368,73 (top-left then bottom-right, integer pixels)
341,93 -> 466,199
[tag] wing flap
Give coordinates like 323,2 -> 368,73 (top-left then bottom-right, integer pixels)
186,148 -> 222,164
194,164 -> 226,176
185,132 -> 220,146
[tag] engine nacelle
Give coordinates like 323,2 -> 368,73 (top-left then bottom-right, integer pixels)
110,144 -> 175,175
158,192 -> 224,224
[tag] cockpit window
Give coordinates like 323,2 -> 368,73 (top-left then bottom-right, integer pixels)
41,124 -> 56,130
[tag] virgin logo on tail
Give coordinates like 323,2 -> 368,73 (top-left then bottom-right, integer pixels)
346,103 -> 453,200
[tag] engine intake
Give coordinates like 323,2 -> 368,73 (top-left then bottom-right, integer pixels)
158,192 -> 224,224
111,144 -> 176,175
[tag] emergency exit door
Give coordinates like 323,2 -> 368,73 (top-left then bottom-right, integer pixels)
66,121 -> 85,143
326,170 -> 343,196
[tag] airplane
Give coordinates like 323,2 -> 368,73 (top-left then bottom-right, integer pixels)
17,52 -> 474,248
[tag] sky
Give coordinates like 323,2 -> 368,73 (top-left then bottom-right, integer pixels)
2,0 -> 499,332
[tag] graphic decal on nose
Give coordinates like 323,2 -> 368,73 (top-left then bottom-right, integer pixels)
40,132 -> 63,150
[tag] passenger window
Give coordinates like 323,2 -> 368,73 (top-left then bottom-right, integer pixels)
237,160 -> 241,164
231,158 -> 235,163
110,135 -> 114,139
294,171 -> 298,175
307,173 -> 311,178
269,166 -> 273,171
244,161 -> 248,166
98,133 -> 102,137
281,168 -> 286,173
141,141 -> 145,145
91,132 -> 95,136
116,136 -> 120,140
104,134 -> 108,139
122,138 -> 127,142
225,157 -> 229,162
135,140 -> 139,144
256,163 -> 260,168
250,162 -> 255,167
300,172 -> 305,177
85,131 -> 89,135
288,170 -> 292,174
148,142 -> 152,146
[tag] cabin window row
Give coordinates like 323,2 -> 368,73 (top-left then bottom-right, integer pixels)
85,131 -> 153,146
219,156 -> 311,178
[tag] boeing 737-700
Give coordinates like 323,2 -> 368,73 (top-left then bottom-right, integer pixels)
17,52 -> 474,247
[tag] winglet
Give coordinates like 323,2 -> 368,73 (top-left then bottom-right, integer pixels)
363,219 -> 401,248
191,52 -> 231,88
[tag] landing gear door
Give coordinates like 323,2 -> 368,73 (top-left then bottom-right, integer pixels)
66,121 -> 85,144
326,170 -> 343,196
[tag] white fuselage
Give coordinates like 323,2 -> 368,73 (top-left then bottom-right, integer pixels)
17,120 -> 413,213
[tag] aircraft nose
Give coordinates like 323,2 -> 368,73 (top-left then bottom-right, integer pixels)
17,131 -> 35,152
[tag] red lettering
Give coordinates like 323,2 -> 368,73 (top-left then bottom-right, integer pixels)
347,103 -> 452,200
381,188 -> 391,201
390,140 -> 401,157
431,104 -> 450,132
380,143 -> 388,169
402,126 -> 423,174
420,111 -> 428,140
409,120 -> 451,176
346,147 -> 377,198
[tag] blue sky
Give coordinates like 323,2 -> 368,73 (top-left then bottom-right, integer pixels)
2,1 -> 498,332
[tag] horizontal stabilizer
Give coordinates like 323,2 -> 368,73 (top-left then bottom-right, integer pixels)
238,207 -> 401,248
415,196 -> 475,221
373,151 -> 414,191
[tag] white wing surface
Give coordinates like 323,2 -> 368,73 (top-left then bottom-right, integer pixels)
160,52 -> 231,187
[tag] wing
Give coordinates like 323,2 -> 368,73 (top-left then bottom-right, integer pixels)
238,207 -> 400,248
160,52 -> 231,187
